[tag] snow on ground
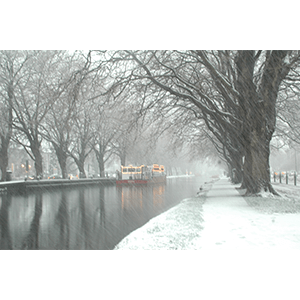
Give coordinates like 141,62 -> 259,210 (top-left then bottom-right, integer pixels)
273,181 -> 300,199
115,178 -> 300,250
114,196 -> 205,250
166,174 -> 195,178
195,180 -> 300,250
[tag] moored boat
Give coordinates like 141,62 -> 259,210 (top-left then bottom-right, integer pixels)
116,164 -> 166,185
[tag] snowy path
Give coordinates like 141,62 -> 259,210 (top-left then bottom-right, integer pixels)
115,178 -> 300,250
195,179 -> 300,250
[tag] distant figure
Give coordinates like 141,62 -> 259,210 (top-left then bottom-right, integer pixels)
197,185 -> 204,195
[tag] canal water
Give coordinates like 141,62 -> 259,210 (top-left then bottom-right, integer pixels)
0,176 -> 204,250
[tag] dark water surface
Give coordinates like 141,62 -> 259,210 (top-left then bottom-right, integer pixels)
0,176 -> 203,250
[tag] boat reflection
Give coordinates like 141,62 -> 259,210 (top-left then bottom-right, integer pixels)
118,184 -> 166,210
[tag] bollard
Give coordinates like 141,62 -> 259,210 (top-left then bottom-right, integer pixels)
279,172 -> 282,183
6,170 -> 12,181
295,172 -> 297,186
274,172 -> 276,182
286,172 -> 288,184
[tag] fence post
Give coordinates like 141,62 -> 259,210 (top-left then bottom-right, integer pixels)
279,172 -> 282,183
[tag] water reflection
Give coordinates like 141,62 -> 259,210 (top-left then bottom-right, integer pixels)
55,190 -> 69,249
22,193 -> 43,249
0,176 -> 202,250
0,193 -> 12,249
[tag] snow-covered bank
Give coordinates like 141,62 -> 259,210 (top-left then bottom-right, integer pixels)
114,179 -> 215,250
115,178 -> 300,250
114,196 -> 206,250
166,174 -> 195,178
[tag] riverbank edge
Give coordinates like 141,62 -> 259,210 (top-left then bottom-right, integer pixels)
0,174 -> 197,194
0,177 -> 116,194
114,179 -> 216,250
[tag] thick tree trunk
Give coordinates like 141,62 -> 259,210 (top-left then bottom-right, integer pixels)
226,155 -> 243,184
94,148 -> 105,177
231,156 -> 243,184
78,163 -> 86,178
243,129 -> 278,195
0,88 -> 13,182
98,156 -> 105,177
32,148 -> 43,178
234,50 -> 289,195
72,156 -> 86,178
225,147 -> 244,184
0,137 -> 9,181
53,143 -> 68,179
0,163 -> 7,182
57,153 -> 68,179
59,158 -> 68,179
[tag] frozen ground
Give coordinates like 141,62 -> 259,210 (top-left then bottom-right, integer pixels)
115,178 -> 300,250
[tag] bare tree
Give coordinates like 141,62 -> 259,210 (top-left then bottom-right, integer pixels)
90,102 -> 118,177
274,74 -> 300,147
42,52 -> 87,178
43,95 -> 74,178
98,50 -> 300,195
69,119 -> 94,177
67,83 -> 95,178
109,100 -> 148,166
12,50 -> 67,178
0,51 -> 31,181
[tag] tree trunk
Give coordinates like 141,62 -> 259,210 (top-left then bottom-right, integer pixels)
234,50 -> 288,195
34,149 -> 43,178
31,142 -> 43,178
98,154 -> 105,177
246,51 -> 289,195
0,85 -> 13,182
230,154 -> 243,184
243,128 -> 277,195
72,156 -> 86,178
94,148 -> 105,177
0,162 -> 6,182
78,162 -> 86,178
53,143 -> 68,179
0,137 -> 9,181
120,151 -> 126,166
57,152 -> 68,179
59,157 -> 68,179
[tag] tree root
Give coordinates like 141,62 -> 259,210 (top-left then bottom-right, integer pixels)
244,183 -> 280,197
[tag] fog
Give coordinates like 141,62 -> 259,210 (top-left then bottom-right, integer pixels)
0,50 -> 300,249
